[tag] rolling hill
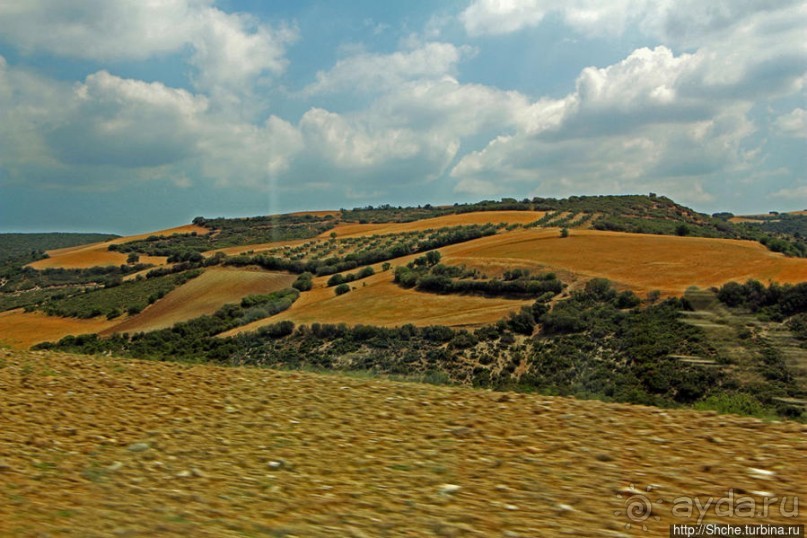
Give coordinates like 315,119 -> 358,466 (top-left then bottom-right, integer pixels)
103,267 -> 296,335
2,194 -> 807,421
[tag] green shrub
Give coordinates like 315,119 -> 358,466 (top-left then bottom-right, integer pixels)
334,283 -> 350,296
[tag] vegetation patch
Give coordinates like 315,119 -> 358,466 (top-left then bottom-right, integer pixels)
0,233 -> 118,263
394,250 -> 564,299
39,270 -> 202,319
38,278 -> 803,419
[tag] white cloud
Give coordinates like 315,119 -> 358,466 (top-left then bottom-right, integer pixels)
190,9 -> 297,103
46,71 -> 207,169
304,42 -> 470,95
771,185 -> 807,199
0,0 -> 209,60
460,0 -> 804,46
775,108 -> 807,138
461,0 -> 550,37
0,0 -> 297,105
450,42 -> 765,203
1,1 -> 803,212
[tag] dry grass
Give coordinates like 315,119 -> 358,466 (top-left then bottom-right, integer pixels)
204,238 -> 311,257
103,267 -> 296,335
226,227 -> 807,334
224,269 -> 530,336
729,217 -> 766,224
27,225 -> 206,270
0,310 -> 117,350
1,348 -> 804,537
326,211 -> 546,239
439,228 -> 807,296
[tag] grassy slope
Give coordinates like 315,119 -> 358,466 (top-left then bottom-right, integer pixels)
0,233 -> 119,263
27,225 -> 206,270
226,269 -> 530,336
8,208 -> 807,344
1,349 -> 804,537
225,228 -> 807,335
325,210 -> 546,238
104,267 -> 296,335
0,310 -> 118,349
442,228 -> 807,295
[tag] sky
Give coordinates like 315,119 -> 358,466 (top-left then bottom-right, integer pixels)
0,1 -> 805,234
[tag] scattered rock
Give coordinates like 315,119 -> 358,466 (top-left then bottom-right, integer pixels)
747,467 -> 775,479
106,462 -> 123,472
556,503 -> 575,512
267,460 -> 286,470
438,484 -> 462,495
191,467 -> 206,478
126,442 -> 151,453
176,470 -> 192,478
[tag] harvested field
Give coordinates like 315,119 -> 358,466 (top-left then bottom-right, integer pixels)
104,267 -> 296,335
438,228 -> 807,296
0,310 -> 117,350
204,238 -> 310,257
729,217 -> 765,224
225,270 -> 530,336
1,349 -> 804,537
27,225 -> 206,270
327,210 -> 546,238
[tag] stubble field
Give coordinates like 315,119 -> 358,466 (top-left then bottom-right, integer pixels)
1,349 -> 804,537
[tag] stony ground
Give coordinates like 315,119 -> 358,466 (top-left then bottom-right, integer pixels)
1,349 -> 805,538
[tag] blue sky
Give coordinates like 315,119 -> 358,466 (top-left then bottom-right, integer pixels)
0,1 -> 805,234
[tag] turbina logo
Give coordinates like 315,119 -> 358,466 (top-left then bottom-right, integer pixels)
614,484 -> 663,532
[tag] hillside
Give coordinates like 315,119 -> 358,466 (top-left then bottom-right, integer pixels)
3,195 -> 807,420
1,349 -> 804,537
26,225 -> 206,270
218,228 -> 807,335
0,233 -> 119,263
102,267 -> 296,335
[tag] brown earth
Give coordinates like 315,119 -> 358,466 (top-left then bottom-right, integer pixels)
103,267 -> 297,335
0,349 -> 804,537
27,225 -> 207,270
0,310 -> 118,350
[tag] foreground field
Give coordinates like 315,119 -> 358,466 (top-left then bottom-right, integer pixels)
103,267 -> 296,335
1,350 -> 804,537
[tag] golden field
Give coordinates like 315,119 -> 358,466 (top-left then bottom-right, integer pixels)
438,228 -> 807,295
324,210 -> 546,239
0,310 -> 118,350
103,267 -> 297,335
1,349 -> 804,537
27,225 -> 207,270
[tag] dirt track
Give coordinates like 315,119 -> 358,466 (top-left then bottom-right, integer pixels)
1,350 -> 805,537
